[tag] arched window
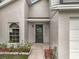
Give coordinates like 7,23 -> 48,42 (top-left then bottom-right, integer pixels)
10,23 -> 19,28
9,23 -> 19,43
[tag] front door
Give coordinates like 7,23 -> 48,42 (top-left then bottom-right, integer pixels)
35,24 -> 43,43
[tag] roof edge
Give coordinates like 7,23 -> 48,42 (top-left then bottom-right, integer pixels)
0,0 -> 16,8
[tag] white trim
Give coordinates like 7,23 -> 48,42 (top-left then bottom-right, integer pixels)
51,4 -> 79,10
27,19 -> 50,22
0,52 -> 30,55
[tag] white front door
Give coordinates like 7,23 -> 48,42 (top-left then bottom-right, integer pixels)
70,20 -> 79,59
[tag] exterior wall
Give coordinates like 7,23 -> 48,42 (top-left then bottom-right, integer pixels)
0,0 -> 29,44
50,0 -> 79,58
50,11 -> 58,49
29,0 -> 49,17
58,11 -> 69,59
28,22 -> 35,43
28,0 -> 50,43
49,0 -> 59,6
50,10 -> 70,59
44,22 -> 50,43
24,0 -> 29,19
24,20 -> 29,43
24,0 -> 29,43
58,10 -> 79,59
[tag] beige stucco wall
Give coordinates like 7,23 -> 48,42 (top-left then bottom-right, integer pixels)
58,11 -> 69,59
58,10 -> 79,59
0,0 -> 29,44
29,0 -> 49,17
50,0 -> 79,58
49,0 -> 59,7
24,0 -> 29,43
50,11 -> 58,48
50,10 -> 79,59
27,0 -> 50,43
50,10 -> 69,59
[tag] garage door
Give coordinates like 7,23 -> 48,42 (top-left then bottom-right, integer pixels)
70,20 -> 79,59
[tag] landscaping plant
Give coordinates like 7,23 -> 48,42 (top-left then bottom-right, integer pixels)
0,43 -> 31,52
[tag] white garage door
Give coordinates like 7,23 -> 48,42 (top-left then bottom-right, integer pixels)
70,20 -> 79,59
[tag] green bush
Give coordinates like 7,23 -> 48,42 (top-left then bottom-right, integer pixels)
0,43 -> 32,52
0,43 -> 7,48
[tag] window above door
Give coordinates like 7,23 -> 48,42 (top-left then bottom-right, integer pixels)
31,0 -> 39,4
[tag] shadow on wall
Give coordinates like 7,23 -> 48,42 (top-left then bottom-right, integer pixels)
53,46 -> 58,59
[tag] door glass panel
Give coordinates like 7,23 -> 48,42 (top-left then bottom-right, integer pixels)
36,24 -> 43,43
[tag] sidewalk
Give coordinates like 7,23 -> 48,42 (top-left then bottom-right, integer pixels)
28,43 -> 49,59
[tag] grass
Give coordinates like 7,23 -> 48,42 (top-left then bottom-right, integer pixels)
0,55 -> 28,59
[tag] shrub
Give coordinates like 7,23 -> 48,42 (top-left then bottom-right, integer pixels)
0,43 -> 31,52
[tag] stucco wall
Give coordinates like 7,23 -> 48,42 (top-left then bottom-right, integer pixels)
0,0 -> 29,44
50,10 -> 70,59
24,0 -> 29,43
28,22 -> 35,43
58,10 -> 79,59
50,10 -> 79,59
49,0 -> 59,7
44,22 -> 50,43
58,11 -> 69,59
29,0 -> 49,17
50,11 -> 58,49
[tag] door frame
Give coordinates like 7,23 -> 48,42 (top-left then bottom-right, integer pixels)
34,23 -> 45,43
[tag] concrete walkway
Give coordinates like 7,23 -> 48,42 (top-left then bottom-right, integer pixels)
28,43 -> 49,59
